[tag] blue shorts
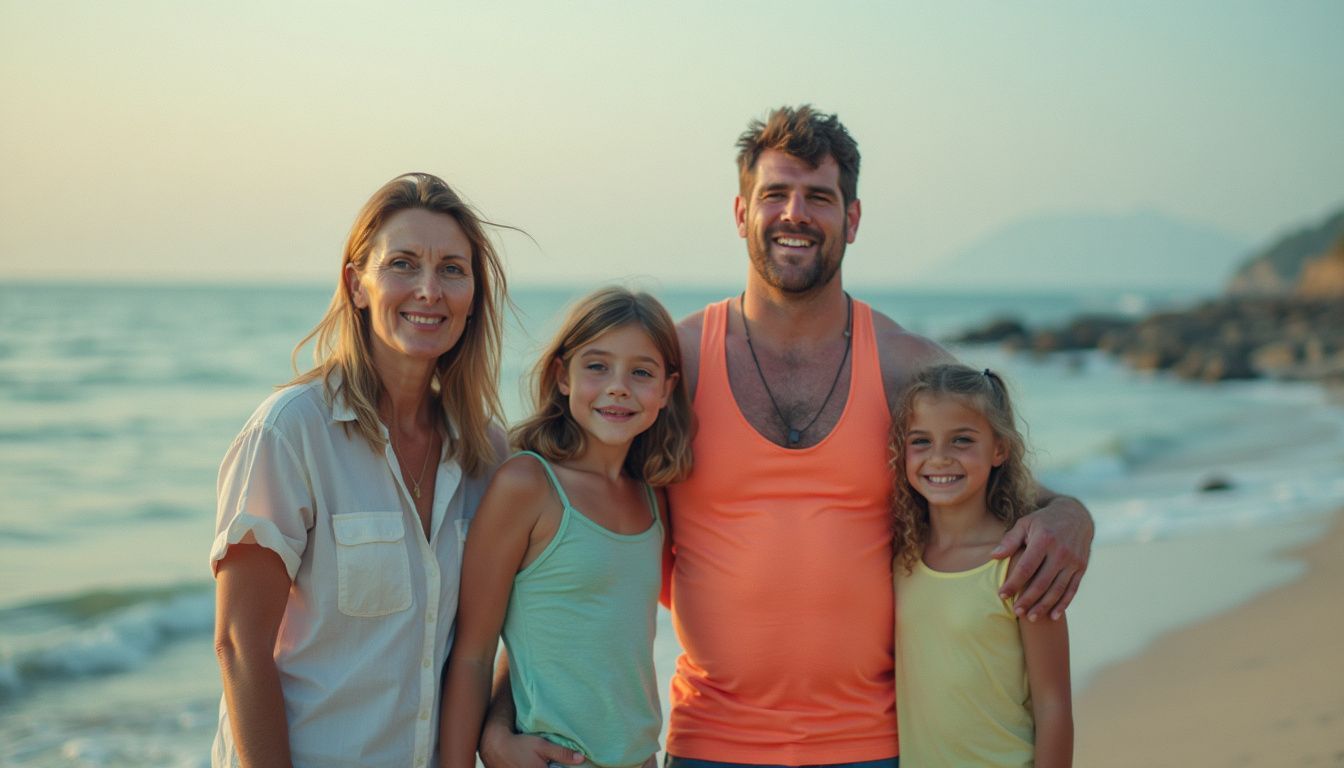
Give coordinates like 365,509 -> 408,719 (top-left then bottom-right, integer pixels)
665,756 -> 898,768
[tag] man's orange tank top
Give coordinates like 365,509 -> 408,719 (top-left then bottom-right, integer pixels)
666,298 -> 898,764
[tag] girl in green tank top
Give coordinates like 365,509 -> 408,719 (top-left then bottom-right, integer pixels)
441,288 -> 693,768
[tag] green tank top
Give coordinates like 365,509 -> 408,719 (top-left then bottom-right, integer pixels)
503,451 -> 663,768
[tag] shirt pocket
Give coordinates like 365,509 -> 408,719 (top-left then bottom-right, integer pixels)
332,511 -> 413,617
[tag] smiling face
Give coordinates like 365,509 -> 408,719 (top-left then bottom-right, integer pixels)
345,208 -> 476,374
556,322 -> 677,455
735,148 -> 861,295
903,393 -> 1007,515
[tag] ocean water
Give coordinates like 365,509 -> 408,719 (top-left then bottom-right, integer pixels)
2,282 -> 1342,766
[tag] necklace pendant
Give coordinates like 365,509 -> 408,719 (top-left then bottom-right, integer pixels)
739,292 -> 853,454
412,485 -> 421,500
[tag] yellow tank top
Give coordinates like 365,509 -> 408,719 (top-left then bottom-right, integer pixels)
895,556 -> 1035,767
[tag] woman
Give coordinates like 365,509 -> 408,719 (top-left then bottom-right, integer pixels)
211,173 -> 508,767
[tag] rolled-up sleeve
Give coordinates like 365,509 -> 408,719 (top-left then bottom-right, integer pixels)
211,422 -> 313,579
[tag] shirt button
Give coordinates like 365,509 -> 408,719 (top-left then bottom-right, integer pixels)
423,657 -> 431,668
427,611 -> 436,622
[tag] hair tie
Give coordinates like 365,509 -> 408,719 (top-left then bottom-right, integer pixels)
983,368 -> 992,377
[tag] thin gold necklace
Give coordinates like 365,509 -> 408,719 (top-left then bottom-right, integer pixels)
392,432 -> 434,500
739,292 -> 853,447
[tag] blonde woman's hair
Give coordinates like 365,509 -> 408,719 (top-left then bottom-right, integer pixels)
510,287 -> 694,486
290,172 -> 507,477
890,364 -> 1035,573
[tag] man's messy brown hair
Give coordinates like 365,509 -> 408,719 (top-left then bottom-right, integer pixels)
735,104 -> 861,205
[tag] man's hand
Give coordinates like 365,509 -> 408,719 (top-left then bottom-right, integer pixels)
477,653 -> 585,768
478,720 -> 584,768
991,494 -> 1092,621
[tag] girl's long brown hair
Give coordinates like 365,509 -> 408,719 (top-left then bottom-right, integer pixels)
509,287 -> 693,486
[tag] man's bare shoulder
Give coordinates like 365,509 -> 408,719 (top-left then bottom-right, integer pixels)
676,308 -> 708,398
870,307 -> 956,408
871,308 -> 954,366
676,308 -> 706,348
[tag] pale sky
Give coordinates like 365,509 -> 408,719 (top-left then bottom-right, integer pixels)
2,1 -> 1341,287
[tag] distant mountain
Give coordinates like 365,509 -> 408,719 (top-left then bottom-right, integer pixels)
1226,207 -> 1344,296
912,210 -> 1250,291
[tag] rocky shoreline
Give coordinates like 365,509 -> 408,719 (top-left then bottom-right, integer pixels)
954,295 -> 1344,388
955,205 -> 1344,391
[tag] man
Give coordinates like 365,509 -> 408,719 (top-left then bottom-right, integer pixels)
482,105 -> 1091,768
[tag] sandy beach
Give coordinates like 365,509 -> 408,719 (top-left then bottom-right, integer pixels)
1075,508 -> 1344,766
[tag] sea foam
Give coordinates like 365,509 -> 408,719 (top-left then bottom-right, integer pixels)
0,584 -> 213,703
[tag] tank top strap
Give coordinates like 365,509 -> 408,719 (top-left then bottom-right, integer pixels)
694,299 -> 732,408
642,483 -> 660,524
511,450 -> 573,510
849,299 -> 887,408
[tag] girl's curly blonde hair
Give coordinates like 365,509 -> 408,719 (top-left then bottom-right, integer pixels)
890,364 -> 1035,574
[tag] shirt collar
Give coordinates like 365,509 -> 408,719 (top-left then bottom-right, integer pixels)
324,369 -> 359,423
324,367 -> 461,439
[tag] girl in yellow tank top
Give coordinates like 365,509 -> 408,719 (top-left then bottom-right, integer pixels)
890,364 -> 1073,768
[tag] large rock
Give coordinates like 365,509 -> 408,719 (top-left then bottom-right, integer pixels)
992,296 -> 1344,384
1031,315 -> 1135,353
949,203 -> 1344,387
1227,208 -> 1344,296
1297,235 -> 1344,298
1252,341 -> 1301,374
951,316 -> 1029,346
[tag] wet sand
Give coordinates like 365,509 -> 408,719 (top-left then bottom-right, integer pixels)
1075,508 -> 1344,766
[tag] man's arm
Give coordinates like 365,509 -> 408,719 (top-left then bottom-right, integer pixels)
991,487 -> 1092,621
872,311 -> 1093,620
477,651 -> 584,768
675,310 -> 705,402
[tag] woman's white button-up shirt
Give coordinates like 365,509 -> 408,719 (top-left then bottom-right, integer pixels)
210,377 -> 496,767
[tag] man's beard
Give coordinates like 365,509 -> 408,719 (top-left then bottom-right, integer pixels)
747,223 -> 844,294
